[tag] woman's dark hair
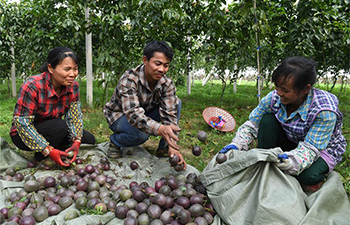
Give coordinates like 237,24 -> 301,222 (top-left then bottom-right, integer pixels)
272,56 -> 317,92
143,41 -> 174,62
40,47 -> 78,72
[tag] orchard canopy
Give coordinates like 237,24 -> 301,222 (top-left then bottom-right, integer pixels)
1,0 -> 349,104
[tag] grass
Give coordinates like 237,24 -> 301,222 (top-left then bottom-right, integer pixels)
0,79 -> 349,195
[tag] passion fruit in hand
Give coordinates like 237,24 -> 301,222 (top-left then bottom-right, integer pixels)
174,163 -> 185,172
169,155 -> 180,167
67,151 -> 74,158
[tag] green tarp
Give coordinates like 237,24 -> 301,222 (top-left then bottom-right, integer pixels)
0,138 -> 200,224
1,138 -> 349,224
199,147 -> 350,225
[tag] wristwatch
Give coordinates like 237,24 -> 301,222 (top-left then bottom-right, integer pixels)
42,146 -> 53,157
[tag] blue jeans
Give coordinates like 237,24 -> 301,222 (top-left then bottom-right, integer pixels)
109,99 -> 181,150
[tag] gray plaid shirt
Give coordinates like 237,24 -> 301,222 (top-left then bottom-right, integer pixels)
103,64 -> 179,136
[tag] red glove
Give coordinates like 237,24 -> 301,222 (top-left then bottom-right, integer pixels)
65,140 -> 81,163
49,148 -> 70,167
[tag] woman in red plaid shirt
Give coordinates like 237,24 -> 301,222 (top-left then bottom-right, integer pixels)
10,47 -> 95,167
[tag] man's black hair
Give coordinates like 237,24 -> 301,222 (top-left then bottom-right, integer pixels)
143,41 -> 174,61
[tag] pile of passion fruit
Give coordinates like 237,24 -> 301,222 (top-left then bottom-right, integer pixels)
114,173 -> 215,225
0,154 -> 216,225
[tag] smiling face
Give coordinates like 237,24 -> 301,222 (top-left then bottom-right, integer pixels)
275,76 -> 311,112
48,57 -> 78,89
143,51 -> 170,87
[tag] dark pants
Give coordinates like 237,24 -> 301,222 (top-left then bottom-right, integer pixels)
109,99 -> 182,150
11,118 -> 95,161
258,114 -> 328,185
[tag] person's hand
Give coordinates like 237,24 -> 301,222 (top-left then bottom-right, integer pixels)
157,124 -> 181,151
168,146 -> 187,170
219,144 -> 238,153
275,153 -> 293,170
65,140 -> 81,163
49,148 -> 70,167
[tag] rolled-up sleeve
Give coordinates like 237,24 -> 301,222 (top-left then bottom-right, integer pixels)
65,101 -> 83,139
13,83 -> 50,152
14,115 -> 49,152
231,92 -> 272,150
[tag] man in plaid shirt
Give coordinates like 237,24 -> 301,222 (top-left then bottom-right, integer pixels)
104,41 -> 186,169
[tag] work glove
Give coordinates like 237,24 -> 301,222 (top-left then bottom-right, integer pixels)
219,144 -> 239,154
275,142 -> 319,175
49,148 -> 70,167
65,140 -> 81,163
275,153 -> 293,170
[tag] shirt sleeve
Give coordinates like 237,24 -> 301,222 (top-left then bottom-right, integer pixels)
249,92 -> 273,125
231,92 -> 273,150
65,101 -> 83,140
120,77 -> 161,135
159,82 -> 178,126
13,116 -> 49,152
13,83 -> 50,152
284,141 -> 319,175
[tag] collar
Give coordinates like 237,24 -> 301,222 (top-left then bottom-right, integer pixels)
297,90 -> 313,121
44,71 -> 71,97
273,88 -> 313,121
137,64 -> 167,91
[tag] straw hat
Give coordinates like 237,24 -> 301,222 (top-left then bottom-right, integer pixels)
202,107 -> 236,132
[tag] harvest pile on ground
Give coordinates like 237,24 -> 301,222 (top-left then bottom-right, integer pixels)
0,137 -> 216,225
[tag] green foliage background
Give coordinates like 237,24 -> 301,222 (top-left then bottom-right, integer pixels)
0,0 -> 349,92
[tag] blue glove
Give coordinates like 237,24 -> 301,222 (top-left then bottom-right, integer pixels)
276,153 -> 292,170
219,144 -> 238,153
277,153 -> 289,162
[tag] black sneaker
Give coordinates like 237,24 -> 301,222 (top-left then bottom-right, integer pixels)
108,142 -> 122,159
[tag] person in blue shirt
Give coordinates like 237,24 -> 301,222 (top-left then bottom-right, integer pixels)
220,56 -> 347,192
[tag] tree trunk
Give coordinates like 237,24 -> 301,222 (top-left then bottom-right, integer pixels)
11,45 -> 16,97
85,6 -> 93,106
233,80 -> 237,94
186,35 -> 191,95
202,72 -> 211,86
254,0 -> 261,103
